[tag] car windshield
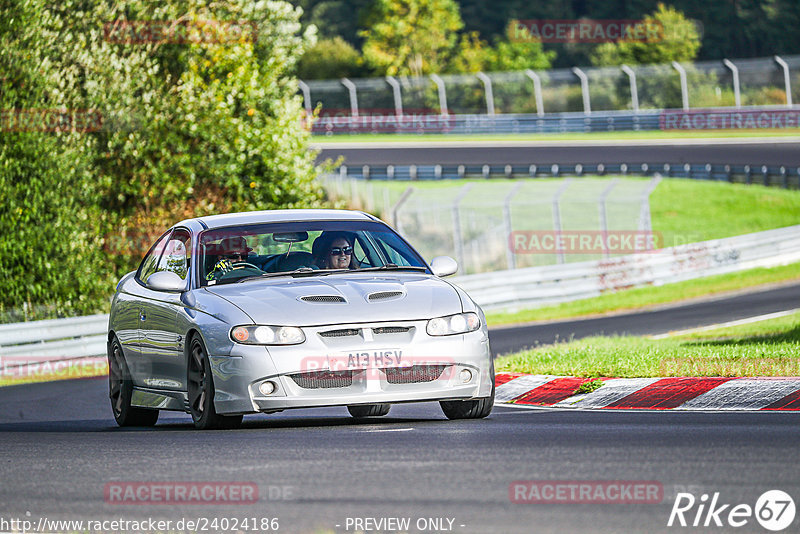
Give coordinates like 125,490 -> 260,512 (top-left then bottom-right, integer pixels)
198,220 -> 429,286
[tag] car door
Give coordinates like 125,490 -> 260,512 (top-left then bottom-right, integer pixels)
138,229 -> 192,391
126,230 -> 172,386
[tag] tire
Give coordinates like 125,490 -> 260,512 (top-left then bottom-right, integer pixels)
187,336 -> 243,430
347,404 -> 390,418
439,363 -> 495,420
108,336 -> 159,427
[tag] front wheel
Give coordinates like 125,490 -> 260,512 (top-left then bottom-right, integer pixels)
440,364 -> 495,420
347,404 -> 390,418
108,337 -> 159,427
187,336 -> 243,430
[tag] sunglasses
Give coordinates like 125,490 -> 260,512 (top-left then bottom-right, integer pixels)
329,246 -> 353,256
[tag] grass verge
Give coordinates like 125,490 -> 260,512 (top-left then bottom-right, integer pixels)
311,129 -> 800,144
486,262 -> 800,326
495,311 -> 800,378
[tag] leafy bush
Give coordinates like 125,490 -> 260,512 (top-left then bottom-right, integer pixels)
0,0 -> 324,321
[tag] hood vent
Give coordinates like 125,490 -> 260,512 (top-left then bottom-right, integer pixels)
368,290 -> 404,301
300,295 -> 346,303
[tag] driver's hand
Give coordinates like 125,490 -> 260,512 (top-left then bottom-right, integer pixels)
206,258 -> 233,280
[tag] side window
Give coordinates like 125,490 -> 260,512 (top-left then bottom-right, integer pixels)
156,229 -> 191,280
137,231 -> 172,284
352,238 -> 374,267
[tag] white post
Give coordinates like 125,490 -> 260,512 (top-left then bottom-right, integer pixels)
392,187 -> 415,233
671,61 -> 690,110
385,76 -> 403,117
476,72 -> 495,115
572,67 -> 591,115
429,74 -> 449,116
723,59 -> 741,108
774,55 -> 793,107
452,184 -> 474,272
297,80 -> 312,115
598,178 -> 620,258
503,183 -> 524,269
639,174 -> 662,235
341,78 -> 359,117
552,178 -> 573,264
525,69 -> 544,117
621,65 -> 639,112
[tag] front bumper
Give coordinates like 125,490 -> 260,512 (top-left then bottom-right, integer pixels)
208,319 -> 492,415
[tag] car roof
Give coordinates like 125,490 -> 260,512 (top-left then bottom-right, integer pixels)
176,209 -> 377,230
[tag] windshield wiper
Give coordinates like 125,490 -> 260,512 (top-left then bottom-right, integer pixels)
358,264 -> 429,272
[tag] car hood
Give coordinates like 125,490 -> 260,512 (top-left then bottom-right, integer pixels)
203,272 -> 462,326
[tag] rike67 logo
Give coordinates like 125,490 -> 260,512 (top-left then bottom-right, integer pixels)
668,490 -> 795,531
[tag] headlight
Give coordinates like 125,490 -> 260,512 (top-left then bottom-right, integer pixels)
230,325 -> 305,345
426,312 -> 481,336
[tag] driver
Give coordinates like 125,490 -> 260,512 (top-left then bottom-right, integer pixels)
206,236 -> 253,281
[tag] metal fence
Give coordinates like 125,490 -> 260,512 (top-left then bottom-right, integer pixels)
323,174 -> 660,275
302,55 -> 800,134
452,224 -> 800,311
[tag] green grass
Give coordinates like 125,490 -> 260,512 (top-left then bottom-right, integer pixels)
311,129 -> 800,144
650,179 -> 800,248
486,262 -> 800,326
365,178 -> 800,245
344,177 -> 800,325
495,311 -> 800,377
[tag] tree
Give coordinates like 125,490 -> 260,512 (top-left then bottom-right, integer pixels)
590,3 -> 701,66
297,37 -> 366,80
360,0 -> 464,77
0,0 -> 325,319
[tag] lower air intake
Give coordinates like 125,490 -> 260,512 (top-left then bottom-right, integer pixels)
384,365 -> 448,384
289,370 -> 353,389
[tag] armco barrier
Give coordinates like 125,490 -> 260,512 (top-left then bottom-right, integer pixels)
450,225 -> 800,311
0,225 -> 798,362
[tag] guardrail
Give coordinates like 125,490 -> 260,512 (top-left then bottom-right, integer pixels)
312,106 -> 800,135
1,225 -> 798,361
334,162 -> 800,189
0,314 -> 108,360
451,225 -> 800,311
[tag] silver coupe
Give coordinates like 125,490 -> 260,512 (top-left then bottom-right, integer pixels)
107,209 -> 494,429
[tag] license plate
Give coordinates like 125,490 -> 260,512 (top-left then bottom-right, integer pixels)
328,349 -> 404,371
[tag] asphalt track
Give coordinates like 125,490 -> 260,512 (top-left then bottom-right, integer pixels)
2,282 -> 800,533
315,138 -> 800,167
488,281 -> 800,356
1,378 -> 799,534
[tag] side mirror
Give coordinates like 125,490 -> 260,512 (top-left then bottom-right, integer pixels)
430,256 -> 458,277
146,271 -> 186,292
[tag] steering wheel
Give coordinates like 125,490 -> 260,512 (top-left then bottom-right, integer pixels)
209,261 -> 263,281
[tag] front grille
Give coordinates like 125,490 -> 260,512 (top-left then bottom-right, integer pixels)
289,370 -> 353,389
300,295 -> 346,303
372,326 -> 411,335
320,328 -> 360,338
385,365 -> 447,384
368,290 -> 404,301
